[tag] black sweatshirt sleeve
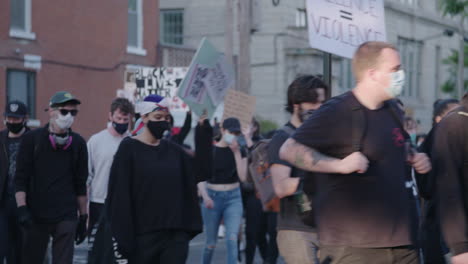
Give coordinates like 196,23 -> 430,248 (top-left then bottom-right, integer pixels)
177,111 -> 192,144
15,131 -> 35,193
434,112 -> 468,255
194,119 -> 213,183
106,139 -> 135,257
74,135 -> 88,196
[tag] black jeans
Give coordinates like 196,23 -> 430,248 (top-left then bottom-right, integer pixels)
131,230 -> 190,264
87,202 -> 104,260
0,195 -> 24,264
320,245 -> 419,264
244,192 -> 279,264
420,200 -> 447,264
22,220 -> 77,264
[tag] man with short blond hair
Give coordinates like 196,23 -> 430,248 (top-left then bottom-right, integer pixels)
279,41 -> 431,263
352,42 -> 397,82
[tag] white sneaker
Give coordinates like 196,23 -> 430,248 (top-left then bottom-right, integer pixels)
218,224 -> 226,238
239,240 -> 246,251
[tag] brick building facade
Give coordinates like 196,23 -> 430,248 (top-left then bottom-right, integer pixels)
0,0 -> 159,138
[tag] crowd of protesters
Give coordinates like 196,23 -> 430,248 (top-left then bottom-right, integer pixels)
0,40 -> 468,264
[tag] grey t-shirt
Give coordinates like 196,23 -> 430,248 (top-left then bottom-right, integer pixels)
6,137 -> 21,196
267,123 -> 316,233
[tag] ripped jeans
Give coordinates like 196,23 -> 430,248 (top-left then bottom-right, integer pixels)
201,187 -> 243,264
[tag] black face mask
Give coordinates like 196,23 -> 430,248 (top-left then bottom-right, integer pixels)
147,121 -> 169,139
6,122 -> 24,134
112,122 -> 129,135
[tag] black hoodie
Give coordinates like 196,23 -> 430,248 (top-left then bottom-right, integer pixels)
434,95 -> 468,255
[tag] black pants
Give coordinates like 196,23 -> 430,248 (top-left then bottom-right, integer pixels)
244,193 -> 279,264
0,196 -> 24,264
89,202 -> 104,237
22,220 -> 77,264
131,230 -> 190,264
420,200 -> 447,264
320,246 -> 419,264
87,202 -> 104,260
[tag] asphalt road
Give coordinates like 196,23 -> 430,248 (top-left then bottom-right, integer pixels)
71,231 -> 283,264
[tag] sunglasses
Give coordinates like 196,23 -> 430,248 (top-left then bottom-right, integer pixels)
56,109 -> 79,116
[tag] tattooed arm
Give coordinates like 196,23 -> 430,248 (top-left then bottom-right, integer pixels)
279,138 -> 369,174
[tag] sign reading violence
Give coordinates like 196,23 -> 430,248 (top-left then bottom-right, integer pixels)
306,0 -> 387,58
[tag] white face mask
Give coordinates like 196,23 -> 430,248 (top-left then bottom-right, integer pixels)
224,133 -> 235,145
55,113 -> 74,130
384,70 -> 405,98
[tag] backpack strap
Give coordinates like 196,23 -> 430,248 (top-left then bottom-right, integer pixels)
386,100 -> 410,140
280,125 -> 295,136
349,99 -> 366,152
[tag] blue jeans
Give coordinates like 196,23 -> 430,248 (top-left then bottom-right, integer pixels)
201,187 -> 243,264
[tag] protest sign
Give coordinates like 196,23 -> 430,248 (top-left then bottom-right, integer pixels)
306,0 -> 387,58
119,67 -> 189,112
222,89 -> 256,130
177,38 -> 235,118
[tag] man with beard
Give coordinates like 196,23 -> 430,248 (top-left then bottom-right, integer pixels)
270,75 -> 327,263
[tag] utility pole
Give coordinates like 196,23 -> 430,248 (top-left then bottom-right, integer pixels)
225,0 -> 234,65
457,16 -> 465,99
238,0 -> 251,94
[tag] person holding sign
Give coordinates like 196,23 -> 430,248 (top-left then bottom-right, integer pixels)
106,95 -> 213,263
198,117 -> 248,264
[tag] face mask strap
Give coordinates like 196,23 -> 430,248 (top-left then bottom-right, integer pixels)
49,134 -> 73,150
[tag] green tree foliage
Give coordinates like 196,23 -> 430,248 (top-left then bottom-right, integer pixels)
439,0 -> 467,94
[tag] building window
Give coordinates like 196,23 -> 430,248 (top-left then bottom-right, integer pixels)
398,37 -> 423,98
127,0 -> 146,55
339,58 -> 355,91
9,0 -> 35,40
295,8 -> 307,28
160,9 -> 184,45
6,70 -> 36,118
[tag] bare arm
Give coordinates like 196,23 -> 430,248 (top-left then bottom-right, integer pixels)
271,164 -> 299,198
77,196 -> 87,215
197,181 -> 214,209
279,138 -> 368,174
15,191 -> 26,207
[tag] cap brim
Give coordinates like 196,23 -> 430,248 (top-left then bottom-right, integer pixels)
4,113 -> 26,118
228,128 -> 241,133
51,98 -> 81,107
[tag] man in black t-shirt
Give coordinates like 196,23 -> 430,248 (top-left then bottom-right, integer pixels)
0,101 -> 29,264
279,42 -> 431,264
269,75 -> 327,264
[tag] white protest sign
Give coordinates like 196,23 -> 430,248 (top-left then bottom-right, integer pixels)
205,55 -> 235,106
178,38 -> 236,118
306,0 -> 387,59
121,67 -> 189,112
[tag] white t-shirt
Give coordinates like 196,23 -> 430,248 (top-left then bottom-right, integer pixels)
87,128 -> 128,203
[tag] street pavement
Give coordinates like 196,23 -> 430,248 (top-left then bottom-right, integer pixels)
72,231 -> 285,264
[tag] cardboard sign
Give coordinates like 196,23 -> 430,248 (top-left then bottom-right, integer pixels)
306,0 -> 387,58
222,89 -> 256,130
177,38 -> 235,118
